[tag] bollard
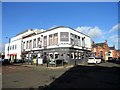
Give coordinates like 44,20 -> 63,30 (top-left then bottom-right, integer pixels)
75,60 -> 76,66
36,58 -> 38,66
47,60 -> 48,67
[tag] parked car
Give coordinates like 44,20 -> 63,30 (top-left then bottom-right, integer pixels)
0,59 -> 4,63
87,57 -> 101,64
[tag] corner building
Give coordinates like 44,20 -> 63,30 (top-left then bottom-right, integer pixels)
5,26 -> 91,64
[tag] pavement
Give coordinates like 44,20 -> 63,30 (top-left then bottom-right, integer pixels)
2,61 -> 120,89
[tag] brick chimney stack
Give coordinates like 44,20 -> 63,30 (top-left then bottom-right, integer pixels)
105,40 -> 107,44
92,40 -> 94,45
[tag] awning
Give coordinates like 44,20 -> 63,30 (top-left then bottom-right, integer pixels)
7,54 -> 17,56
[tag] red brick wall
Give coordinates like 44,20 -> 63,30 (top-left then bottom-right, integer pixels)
91,41 -> 109,60
117,50 -> 120,58
112,50 -> 117,59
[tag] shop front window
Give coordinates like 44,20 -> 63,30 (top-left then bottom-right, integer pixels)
55,54 -> 59,59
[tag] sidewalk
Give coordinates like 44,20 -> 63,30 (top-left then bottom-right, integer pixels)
20,63 -> 75,70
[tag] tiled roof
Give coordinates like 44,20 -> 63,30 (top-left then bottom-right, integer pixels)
92,43 -> 104,47
109,47 -> 115,50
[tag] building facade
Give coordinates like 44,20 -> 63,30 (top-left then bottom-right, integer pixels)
5,29 -> 43,62
109,46 -> 118,59
91,40 -> 110,60
116,50 -> 120,59
5,26 -> 91,64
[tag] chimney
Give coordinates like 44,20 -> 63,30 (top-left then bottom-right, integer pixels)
113,45 -> 115,47
105,40 -> 107,44
92,40 -> 94,44
113,45 -> 115,49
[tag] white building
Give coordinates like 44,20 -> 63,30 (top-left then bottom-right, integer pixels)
5,26 -> 91,64
5,29 -> 43,61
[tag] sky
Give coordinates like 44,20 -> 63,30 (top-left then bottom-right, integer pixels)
1,2 -> 119,52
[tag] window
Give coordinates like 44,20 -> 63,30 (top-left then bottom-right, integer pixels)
74,35 -> 78,46
78,36 -> 81,46
71,54 -> 73,58
7,46 -> 9,51
50,54 -> 53,59
29,40 -> 32,49
33,39 -> 36,48
70,33 -> 74,45
23,42 -> 25,49
94,52 -> 96,56
60,32 -> 69,41
82,37 -> 85,47
38,37 -> 42,48
55,54 -> 59,59
100,51 -> 103,57
54,33 -> 58,45
44,36 -> 47,46
26,41 -> 29,49
13,45 -> 14,50
49,35 -> 53,45
37,38 -> 41,48
15,45 -> 17,49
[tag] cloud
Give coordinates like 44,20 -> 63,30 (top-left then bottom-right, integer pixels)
76,26 -> 103,39
0,43 -> 5,52
109,34 -> 118,42
108,34 -> 120,49
109,24 -> 120,33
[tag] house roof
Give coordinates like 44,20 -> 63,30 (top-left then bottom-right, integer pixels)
117,49 -> 120,51
92,43 -> 104,48
40,26 -> 90,38
109,46 -> 115,50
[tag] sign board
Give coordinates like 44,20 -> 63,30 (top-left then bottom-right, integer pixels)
38,58 -> 43,64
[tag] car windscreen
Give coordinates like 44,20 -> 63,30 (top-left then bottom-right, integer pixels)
89,58 -> 94,59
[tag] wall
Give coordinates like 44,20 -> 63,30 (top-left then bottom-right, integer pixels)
5,39 -> 22,59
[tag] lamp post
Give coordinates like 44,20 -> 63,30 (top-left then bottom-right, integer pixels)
5,37 -> 10,62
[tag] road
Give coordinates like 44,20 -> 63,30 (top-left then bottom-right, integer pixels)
2,62 -> 120,89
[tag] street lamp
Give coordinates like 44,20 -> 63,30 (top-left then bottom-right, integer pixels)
5,37 -> 10,61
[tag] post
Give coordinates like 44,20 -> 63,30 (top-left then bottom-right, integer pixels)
8,38 -> 11,63
75,60 -> 76,66
6,37 -> 11,63
47,59 -> 48,67
36,57 -> 38,66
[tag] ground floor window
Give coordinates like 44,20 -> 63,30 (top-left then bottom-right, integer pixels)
55,54 -> 59,59
49,54 -> 54,59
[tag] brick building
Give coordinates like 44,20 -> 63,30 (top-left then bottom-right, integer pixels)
116,50 -> 120,59
91,40 -> 110,60
109,45 -> 117,59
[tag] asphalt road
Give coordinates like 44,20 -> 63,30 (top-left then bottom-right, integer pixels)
2,62 -> 120,89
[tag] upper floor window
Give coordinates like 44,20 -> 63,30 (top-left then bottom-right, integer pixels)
70,33 -> 74,45
49,35 -> 53,45
44,36 -> 47,46
23,42 -> 25,49
33,39 -> 36,48
37,37 -> 42,48
26,41 -> 29,49
60,32 -> 69,41
15,45 -> 17,49
78,36 -> 81,46
74,35 -> 78,46
82,37 -> 85,47
53,33 -> 58,45
29,40 -> 32,49
13,45 -> 14,50
100,51 -> 103,57
7,46 -> 9,51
